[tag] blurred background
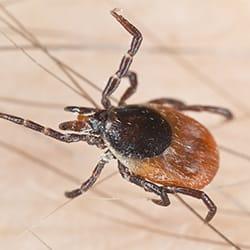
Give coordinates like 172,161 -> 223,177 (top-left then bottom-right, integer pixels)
0,1 -> 249,249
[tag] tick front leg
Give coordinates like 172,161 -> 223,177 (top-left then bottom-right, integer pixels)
0,112 -> 106,149
101,9 -> 142,109
118,71 -> 138,106
163,186 -> 217,223
117,162 -> 170,206
148,98 -> 233,120
64,106 -> 98,115
0,112 -> 85,143
65,152 -> 112,199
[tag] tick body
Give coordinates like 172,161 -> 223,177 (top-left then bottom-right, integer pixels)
0,9 -> 233,222
109,104 -> 219,190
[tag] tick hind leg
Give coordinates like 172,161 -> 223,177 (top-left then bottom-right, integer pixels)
118,162 -> 216,222
118,162 -> 170,206
148,98 -> 233,120
162,186 -> 217,223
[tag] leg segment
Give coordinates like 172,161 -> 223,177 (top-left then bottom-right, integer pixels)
64,106 -> 98,115
118,162 -> 170,206
149,97 -> 185,108
118,162 -> 216,222
151,191 -> 171,207
65,152 -> 112,198
102,9 -> 142,109
148,98 -> 233,120
163,186 -> 217,222
0,112 -> 104,147
178,105 -> 233,120
119,71 -> 138,106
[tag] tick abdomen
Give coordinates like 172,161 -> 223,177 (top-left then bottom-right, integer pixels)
119,104 -> 219,190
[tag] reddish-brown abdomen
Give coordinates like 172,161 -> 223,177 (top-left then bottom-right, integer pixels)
128,104 -> 219,190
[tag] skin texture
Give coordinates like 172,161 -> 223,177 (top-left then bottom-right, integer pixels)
117,104 -> 219,190
0,8 -> 230,224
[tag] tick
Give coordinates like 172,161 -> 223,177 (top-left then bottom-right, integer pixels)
0,9 -> 233,222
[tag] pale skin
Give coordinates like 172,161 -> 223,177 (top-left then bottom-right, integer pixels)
0,9 -> 233,223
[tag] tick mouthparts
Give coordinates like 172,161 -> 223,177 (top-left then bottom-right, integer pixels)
59,120 -> 88,132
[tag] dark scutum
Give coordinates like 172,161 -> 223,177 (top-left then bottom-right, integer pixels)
104,105 -> 172,159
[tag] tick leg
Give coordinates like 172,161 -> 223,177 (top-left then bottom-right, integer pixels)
151,191 -> 171,207
64,106 -> 98,115
118,163 -> 216,222
163,186 -> 217,223
0,112 -> 84,143
0,112 -> 105,148
148,98 -> 233,120
101,9 -> 142,109
118,71 -> 138,106
178,105 -> 233,120
118,162 -> 170,206
148,97 -> 185,108
65,152 -> 112,199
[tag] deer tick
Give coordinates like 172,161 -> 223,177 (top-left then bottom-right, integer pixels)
0,9 -> 233,222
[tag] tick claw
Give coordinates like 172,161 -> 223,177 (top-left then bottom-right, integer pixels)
64,189 -> 82,199
205,210 -> 216,223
